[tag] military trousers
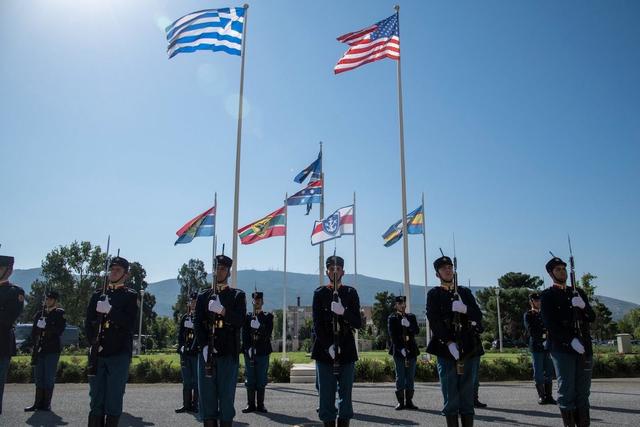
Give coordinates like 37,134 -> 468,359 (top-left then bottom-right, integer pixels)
436,355 -> 479,416
0,356 -> 10,412
316,360 -> 355,422
197,353 -> 239,422
180,354 -> 198,394
393,355 -> 416,391
89,352 -> 131,417
34,352 -> 60,389
470,355 -> 481,397
243,354 -> 269,389
531,351 -> 554,385
551,351 -> 592,411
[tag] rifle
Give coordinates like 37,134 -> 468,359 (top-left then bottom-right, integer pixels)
568,236 -> 591,370
451,237 -> 465,376
400,311 -> 409,368
331,249 -> 340,377
30,281 -> 49,366
88,236 -> 110,377
249,283 -> 258,369
205,243 -> 222,378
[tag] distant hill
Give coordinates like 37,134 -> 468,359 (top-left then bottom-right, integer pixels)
13,268 -> 639,321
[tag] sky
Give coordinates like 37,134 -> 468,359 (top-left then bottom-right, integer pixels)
1,0 -> 639,304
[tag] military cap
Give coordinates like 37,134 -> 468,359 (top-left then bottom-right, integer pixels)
215,254 -> 233,268
0,255 -> 14,268
529,292 -> 541,300
47,290 -> 60,300
189,291 -> 198,300
252,291 -> 264,299
109,256 -> 130,271
433,255 -> 453,272
545,257 -> 566,274
326,255 -> 344,268
395,295 -> 406,303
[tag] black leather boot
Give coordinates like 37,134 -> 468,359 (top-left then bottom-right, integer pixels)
405,389 -> 418,409
256,388 -> 268,413
544,382 -> 557,404
337,419 -> 350,427
242,388 -> 256,413
394,389 -> 405,410
445,414 -> 459,427
175,388 -> 192,413
203,420 -> 218,427
88,413 -> 105,427
40,388 -> 52,411
576,407 -> 590,427
105,415 -> 120,427
191,388 -> 199,413
219,421 -> 232,427
460,414 -> 474,427
535,383 -> 546,405
323,421 -> 336,427
473,390 -> 487,408
24,387 -> 44,412
560,409 -> 576,427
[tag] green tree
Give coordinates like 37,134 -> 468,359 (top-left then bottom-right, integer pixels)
298,318 -> 313,340
126,262 -> 157,335
173,259 -> 209,322
372,291 -> 395,350
273,309 -> 283,340
498,272 -> 543,290
150,316 -> 177,349
577,273 -> 617,340
618,308 -> 640,338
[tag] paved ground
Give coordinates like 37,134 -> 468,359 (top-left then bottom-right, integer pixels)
3,379 -> 639,426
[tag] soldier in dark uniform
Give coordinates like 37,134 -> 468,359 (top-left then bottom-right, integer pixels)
387,295 -> 419,410
194,254 -> 246,427
311,255 -> 362,427
176,292 -> 199,414
541,257 -> 595,427
85,256 -> 139,427
426,255 -> 483,427
24,290 -> 66,412
523,292 -> 556,405
241,290 -> 273,413
0,255 -> 25,415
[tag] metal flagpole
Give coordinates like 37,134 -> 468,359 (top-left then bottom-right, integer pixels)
231,4 -> 249,288
421,192 -> 431,354
212,193 -> 218,285
282,195 -> 288,360
394,5 -> 411,310
319,142 -> 325,287
353,191 -> 359,353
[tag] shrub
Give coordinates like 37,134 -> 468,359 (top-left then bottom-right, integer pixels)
269,358 -> 293,382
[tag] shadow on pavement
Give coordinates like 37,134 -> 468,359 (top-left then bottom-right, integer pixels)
592,405 -> 640,415
120,412 -> 155,426
25,411 -> 69,426
482,406 -> 557,418
353,412 -> 420,426
258,411 -> 319,426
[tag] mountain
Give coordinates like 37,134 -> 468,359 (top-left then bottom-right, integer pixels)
10,268 -> 43,294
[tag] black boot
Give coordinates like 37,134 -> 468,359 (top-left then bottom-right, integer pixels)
105,415 -> 119,427
576,407 -> 590,427
394,389 -> 405,410
40,388 -> 52,411
445,415 -> 459,427
460,414 -> 474,427
473,390 -> 487,408
242,388 -> 256,413
405,389 -> 418,409
535,383 -> 546,405
544,382 -> 557,405
560,409 -> 576,427
256,388 -> 268,413
191,388 -> 199,413
219,421 -> 232,427
24,387 -> 44,412
203,420 -> 218,427
337,419 -> 350,427
175,388 -> 192,413
88,413 -> 105,427
323,421 -> 336,427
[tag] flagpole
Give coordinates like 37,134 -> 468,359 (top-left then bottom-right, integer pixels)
394,5 -> 411,311
212,193 -> 218,286
231,4 -> 249,288
319,141 -> 325,287
421,192 -> 431,357
282,195 -> 288,360
353,191 -> 359,353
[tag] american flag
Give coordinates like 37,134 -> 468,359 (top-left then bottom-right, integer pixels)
334,13 -> 400,74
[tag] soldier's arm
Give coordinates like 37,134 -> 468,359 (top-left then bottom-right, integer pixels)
578,289 -> 596,323
6,287 -> 24,324
388,315 -> 403,349
108,292 -> 138,331
409,314 -> 420,335
177,315 -> 186,348
523,312 -> 531,334
342,289 -> 362,329
426,291 -> 454,342
85,293 -> 98,342
541,291 -> 573,343
312,291 -> 331,348
241,315 -> 250,350
48,309 -> 66,336
224,291 -> 246,328
193,294 -> 208,349
262,313 -> 274,338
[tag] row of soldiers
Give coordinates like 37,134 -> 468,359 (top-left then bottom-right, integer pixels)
0,252 -> 595,427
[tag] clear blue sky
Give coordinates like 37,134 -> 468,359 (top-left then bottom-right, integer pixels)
2,1 -> 639,304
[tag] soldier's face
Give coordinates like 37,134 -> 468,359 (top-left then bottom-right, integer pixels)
253,298 -> 263,310
438,265 -> 454,283
0,266 -> 13,282
531,299 -> 541,310
326,265 -> 344,283
46,297 -> 56,308
108,266 -> 127,283
216,265 -> 230,283
396,301 -> 406,312
552,265 -> 567,283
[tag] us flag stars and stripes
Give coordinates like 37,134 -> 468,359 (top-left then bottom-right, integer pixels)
334,13 -> 400,74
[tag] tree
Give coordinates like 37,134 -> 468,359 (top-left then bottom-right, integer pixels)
618,308 -> 640,338
498,272 -> 543,290
298,318 -> 313,341
173,259 -> 209,322
578,273 -> 617,340
371,291 -> 395,350
150,316 -> 177,349
126,262 -> 157,335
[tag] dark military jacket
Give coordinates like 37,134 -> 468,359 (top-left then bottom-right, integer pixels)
0,282 -> 25,357
242,311 -> 274,356
388,311 -> 420,359
31,307 -> 66,354
311,284 -> 362,365
85,286 -> 139,358
194,286 -> 246,358
540,285 -> 596,355
523,309 -> 549,353
426,285 -> 483,360
177,313 -> 198,356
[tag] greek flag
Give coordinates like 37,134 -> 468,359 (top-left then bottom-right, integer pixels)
166,7 -> 245,59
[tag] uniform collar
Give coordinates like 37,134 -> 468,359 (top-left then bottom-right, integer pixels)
215,283 -> 229,293
326,283 -> 342,290
108,283 -> 125,290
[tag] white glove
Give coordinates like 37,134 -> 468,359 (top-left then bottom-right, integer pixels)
448,342 -> 460,360
202,345 -> 208,360
401,317 -> 410,328
571,296 -> 586,309
250,318 -> 260,329
328,344 -> 336,359
96,299 -> 112,314
331,299 -> 345,316
208,297 -> 224,314
248,347 -> 255,358
37,318 -> 46,329
452,300 -> 467,314
571,338 -> 585,354
184,319 -> 194,329
401,348 -> 407,357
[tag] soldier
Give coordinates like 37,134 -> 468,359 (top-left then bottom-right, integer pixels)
524,292 -> 556,405
25,290 -> 66,412
541,257 -> 595,427
85,256 -> 139,427
387,295 -> 419,410
0,255 -> 25,415
426,255 -> 483,427
194,254 -> 246,427
241,290 -> 273,413
312,255 -> 362,427
175,292 -> 199,414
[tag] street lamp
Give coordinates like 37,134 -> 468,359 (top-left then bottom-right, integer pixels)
137,289 -> 145,355
494,287 -> 503,353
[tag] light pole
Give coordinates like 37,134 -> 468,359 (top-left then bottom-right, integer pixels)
495,287 -> 503,353
137,289 -> 145,355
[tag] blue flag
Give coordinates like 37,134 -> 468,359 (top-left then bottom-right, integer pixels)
293,151 -> 322,184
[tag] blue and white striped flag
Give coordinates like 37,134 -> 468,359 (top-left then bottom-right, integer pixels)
166,7 -> 245,59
